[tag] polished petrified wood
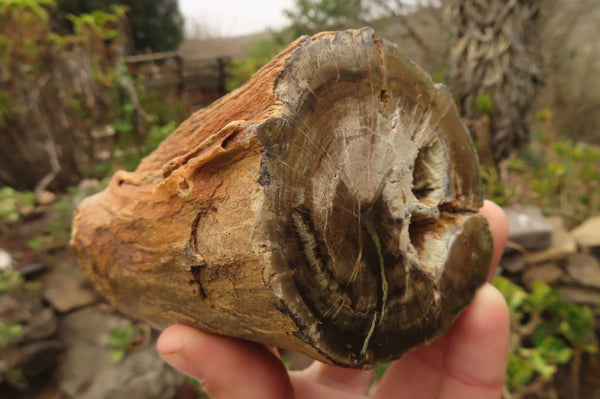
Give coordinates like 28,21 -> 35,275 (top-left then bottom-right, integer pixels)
72,28 -> 493,368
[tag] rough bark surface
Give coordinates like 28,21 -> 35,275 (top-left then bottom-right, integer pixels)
445,0 -> 543,164
72,28 -> 493,368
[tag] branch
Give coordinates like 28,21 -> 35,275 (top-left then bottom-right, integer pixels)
375,0 -> 431,57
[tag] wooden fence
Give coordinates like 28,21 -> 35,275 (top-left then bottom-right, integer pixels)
124,51 -> 229,109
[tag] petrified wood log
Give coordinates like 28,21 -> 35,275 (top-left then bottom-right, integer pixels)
72,28 -> 493,368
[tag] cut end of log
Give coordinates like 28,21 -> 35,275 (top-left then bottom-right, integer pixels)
72,28 -> 492,368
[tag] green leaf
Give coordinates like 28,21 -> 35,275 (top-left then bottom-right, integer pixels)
536,108 -> 552,122
558,304 -> 598,352
113,118 -> 133,134
144,121 -> 177,151
506,353 -> 534,391
0,321 -> 23,348
107,324 -> 135,347
527,349 -> 556,380
493,276 -> 526,312
26,236 -> 46,252
536,336 -> 573,364
546,162 -> 566,177
524,281 -> 561,312
185,376 -> 201,390
0,270 -> 24,293
111,348 -> 126,363
474,92 -> 494,115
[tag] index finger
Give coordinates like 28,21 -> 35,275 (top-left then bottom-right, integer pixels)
479,200 -> 509,280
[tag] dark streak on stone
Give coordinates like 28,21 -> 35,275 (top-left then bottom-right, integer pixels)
190,212 -> 203,250
190,264 -> 208,299
258,156 -> 272,187
275,300 -> 337,365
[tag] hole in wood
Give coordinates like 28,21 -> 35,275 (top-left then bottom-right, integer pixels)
412,139 -> 444,203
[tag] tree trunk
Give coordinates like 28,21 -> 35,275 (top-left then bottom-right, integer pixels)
445,0 -> 543,164
72,28 -> 492,368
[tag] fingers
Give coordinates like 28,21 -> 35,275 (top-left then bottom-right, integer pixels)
437,283 -> 510,399
295,362 -> 375,393
157,325 -> 294,399
374,284 -> 509,399
479,200 -> 509,280
373,332 -> 447,398
155,201 -> 509,399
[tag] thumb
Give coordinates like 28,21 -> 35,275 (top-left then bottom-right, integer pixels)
157,324 -> 295,399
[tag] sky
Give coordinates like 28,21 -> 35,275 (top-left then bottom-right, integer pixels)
178,0 -> 296,38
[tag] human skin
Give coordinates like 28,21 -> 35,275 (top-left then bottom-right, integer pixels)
157,200 -> 510,399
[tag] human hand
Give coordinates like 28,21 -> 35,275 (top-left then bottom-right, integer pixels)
157,200 -> 510,399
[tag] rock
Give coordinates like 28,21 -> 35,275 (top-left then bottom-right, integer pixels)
0,283 -> 62,390
73,179 -> 103,206
0,286 -> 58,342
505,205 -> 554,251
18,262 -> 47,277
526,216 -> 577,264
101,349 -> 183,399
40,265 -> 99,313
564,253 -> 600,289
14,340 -> 64,379
57,307 -> 184,399
500,252 -> 528,273
571,215 -> 600,249
522,263 -> 564,288
77,178 -> 103,193
0,249 -> 13,271
35,190 -> 57,206
22,308 -> 58,341
0,340 -> 64,390
558,287 -> 600,306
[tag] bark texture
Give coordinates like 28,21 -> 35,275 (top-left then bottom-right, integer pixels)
72,28 -> 493,368
445,0 -> 543,164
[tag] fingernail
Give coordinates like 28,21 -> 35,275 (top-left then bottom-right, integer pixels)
157,334 -> 207,384
157,332 -> 184,355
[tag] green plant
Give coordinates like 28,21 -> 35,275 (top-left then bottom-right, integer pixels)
0,187 -> 35,224
0,321 -> 23,349
226,32 -> 294,91
107,323 -> 145,363
184,376 -> 210,398
474,92 -> 494,115
493,277 -> 598,394
0,269 -> 42,297
144,120 -> 177,152
0,270 -> 24,292
47,187 -> 80,241
0,0 -> 55,19
1,0 -> 132,190
67,6 -> 125,41
480,166 -> 520,207
6,367 -> 27,389
0,89 -> 11,126
483,108 -> 600,222
0,189 -> 19,224
26,236 -> 47,252
55,0 -> 183,54
23,182 -> 105,252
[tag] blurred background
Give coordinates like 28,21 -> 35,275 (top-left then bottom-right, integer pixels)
0,1 -> 599,398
